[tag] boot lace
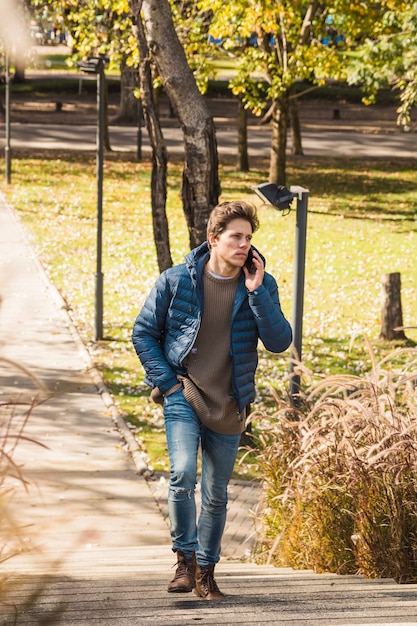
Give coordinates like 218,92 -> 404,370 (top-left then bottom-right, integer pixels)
172,553 -> 194,581
200,566 -> 220,594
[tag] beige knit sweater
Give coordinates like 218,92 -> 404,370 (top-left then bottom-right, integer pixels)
183,269 -> 246,435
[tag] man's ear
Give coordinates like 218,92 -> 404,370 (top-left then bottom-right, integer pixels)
208,232 -> 217,247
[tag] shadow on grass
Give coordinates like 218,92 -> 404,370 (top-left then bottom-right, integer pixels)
287,158 -> 417,220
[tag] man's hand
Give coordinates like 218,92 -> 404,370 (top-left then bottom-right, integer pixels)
243,248 -> 264,292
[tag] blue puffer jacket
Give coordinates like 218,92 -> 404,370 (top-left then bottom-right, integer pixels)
132,242 -> 292,413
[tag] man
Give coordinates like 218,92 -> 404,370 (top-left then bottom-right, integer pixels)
132,200 -> 292,600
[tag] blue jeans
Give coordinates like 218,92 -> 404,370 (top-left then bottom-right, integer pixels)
163,389 -> 240,568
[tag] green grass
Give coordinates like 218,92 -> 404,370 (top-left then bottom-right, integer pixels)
1,152 -> 416,475
30,52 -> 71,71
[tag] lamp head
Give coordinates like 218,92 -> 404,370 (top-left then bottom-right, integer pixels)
253,183 -> 294,211
77,56 -> 109,74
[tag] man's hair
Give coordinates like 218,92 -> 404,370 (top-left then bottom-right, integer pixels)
206,201 -> 260,246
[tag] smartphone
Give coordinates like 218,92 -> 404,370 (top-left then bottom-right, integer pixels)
245,247 -> 255,273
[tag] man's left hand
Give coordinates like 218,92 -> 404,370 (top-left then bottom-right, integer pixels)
243,249 -> 264,292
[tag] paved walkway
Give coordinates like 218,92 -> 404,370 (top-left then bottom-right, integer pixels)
1,193 -> 417,624
3,121 -> 417,159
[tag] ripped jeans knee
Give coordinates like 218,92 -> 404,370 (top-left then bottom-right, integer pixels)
168,484 -> 194,500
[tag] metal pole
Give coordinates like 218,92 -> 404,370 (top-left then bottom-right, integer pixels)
95,58 -> 104,340
5,52 -> 11,184
289,186 -> 309,401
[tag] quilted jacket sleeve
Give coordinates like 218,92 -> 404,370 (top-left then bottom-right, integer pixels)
247,273 -> 292,353
132,272 -> 179,395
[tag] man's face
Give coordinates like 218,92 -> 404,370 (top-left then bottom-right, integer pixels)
209,218 -> 253,270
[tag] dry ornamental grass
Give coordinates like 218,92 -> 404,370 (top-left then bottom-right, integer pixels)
0,358 -> 48,593
249,339 -> 417,583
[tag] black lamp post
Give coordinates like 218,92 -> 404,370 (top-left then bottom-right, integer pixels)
77,55 -> 109,340
253,182 -> 310,402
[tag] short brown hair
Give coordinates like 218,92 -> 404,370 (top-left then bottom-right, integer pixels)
206,201 -> 259,246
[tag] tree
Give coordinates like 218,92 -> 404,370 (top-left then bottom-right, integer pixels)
28,0 -> 172,270
131,5 -> 172,272
117,55 -> 139,123
237,96 -> 249,171
31,0 -> 220,257
169,3 -> 253,170
346,2 -> 417,129
198,0 -> 402,185
30,0 -> 139,124
136,0 -> 221,249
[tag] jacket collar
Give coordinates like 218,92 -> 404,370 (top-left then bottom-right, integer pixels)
185,241 -> 210,270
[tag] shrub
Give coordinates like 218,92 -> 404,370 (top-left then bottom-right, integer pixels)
249,340 -> 417,583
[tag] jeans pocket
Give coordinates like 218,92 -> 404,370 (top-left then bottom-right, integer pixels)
164,386 -> 184,406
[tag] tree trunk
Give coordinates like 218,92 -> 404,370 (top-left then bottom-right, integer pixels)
379,272 -> 407,340
116,58 -> 139,123
290,93 -> 303,156
269,93 -> 290,185
12,52 -> 25,83
130,1 -> 172,273
140,0 -> 221,248
237,97 -> 249,172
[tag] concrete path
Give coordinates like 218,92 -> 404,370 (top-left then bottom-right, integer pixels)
2,121 -> 417,159
1,192 -> 417,624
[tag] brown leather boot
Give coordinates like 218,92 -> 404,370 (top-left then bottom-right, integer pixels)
167,551 -> 196,593
194,564 -> 225,600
